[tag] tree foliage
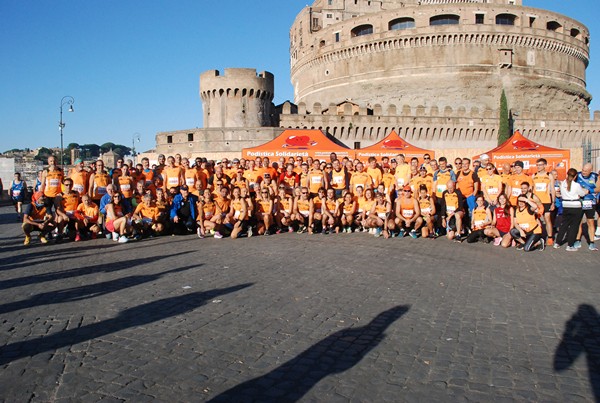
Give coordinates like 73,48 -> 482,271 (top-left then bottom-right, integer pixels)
498,89 -> 511,146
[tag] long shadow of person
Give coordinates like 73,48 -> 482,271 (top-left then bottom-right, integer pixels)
209,304 -> 410,403
554,304 -> 600,402
0,264 -> 200,314
0,283 -> 253,365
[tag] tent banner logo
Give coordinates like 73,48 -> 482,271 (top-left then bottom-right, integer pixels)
281,135 -> 318,149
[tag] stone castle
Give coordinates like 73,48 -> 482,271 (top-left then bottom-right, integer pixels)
155,0 -> 600,166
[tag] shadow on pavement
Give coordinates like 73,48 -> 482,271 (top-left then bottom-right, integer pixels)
0,243 -> 121,267
0,282 -> 253,365
0,251 -> 193,290
554,304 -> 600,402
209,304 -> 410,402
0,264 -> 201,314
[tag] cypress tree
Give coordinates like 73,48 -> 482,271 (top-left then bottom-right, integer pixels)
498,89 -> 510,145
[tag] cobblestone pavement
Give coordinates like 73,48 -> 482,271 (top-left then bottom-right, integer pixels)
0,205 -> 598,402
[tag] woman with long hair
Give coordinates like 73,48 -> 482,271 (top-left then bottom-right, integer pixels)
555,168 -> 588,251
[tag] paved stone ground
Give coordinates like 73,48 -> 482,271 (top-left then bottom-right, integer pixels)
0,204 -> 598,402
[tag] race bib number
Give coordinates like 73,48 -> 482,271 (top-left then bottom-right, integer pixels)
535,183 -> 547,192
168,177 -> 179,186
12,190 -> 21,197
474,220 -> 485,229
421,207 -> 431,215
446,206 -> 456,214
402,209 -> 414,218
73,184 -> 84,194
512,188 -> 521,197
437,184 -> 447,194
377,212 -> 387,219
520,223 -> 530,230
186,178 -> 195,186
583,200 -> 594,210
121,184 -> 131,191
396,178 -> 405,187
49,179 -> 60,187
333,176 -> 343,184
487,187 -> 499,195
311,176 -> 322,184
234,210 -> 241,219
97,186 -> 107,195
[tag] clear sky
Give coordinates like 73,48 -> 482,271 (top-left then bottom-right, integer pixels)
0,0 -> 598,154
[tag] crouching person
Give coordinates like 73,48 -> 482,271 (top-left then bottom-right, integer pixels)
133,193 -> 161,238
73,194 -> 100,241
22,192 -> 56,245
170,185 -> 198,235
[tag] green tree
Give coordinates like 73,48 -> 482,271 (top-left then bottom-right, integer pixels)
34,147 -> 53,161
498,89 -> 510,145
100,142 -> 116,153
67,142 -> 80,150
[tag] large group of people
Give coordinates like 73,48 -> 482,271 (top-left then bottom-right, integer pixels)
10,151 -> 600,252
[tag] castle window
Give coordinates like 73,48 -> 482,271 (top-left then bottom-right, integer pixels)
496,14 -> 516,26
328,0 -> 333,4
389,18 -> 415,31
570,28 -> 581,38
187,133 -> 194,142
547,21 -> 562,32
335,32 -> 340,42
326,13 -> 333,18
167,136 -> 173,144
320,40 -> 326,47
529,16 -> 536,28
475,14 -> 484,24
354,142 -> 361,150
430,15 -> 460,26
351,24 -> 374,37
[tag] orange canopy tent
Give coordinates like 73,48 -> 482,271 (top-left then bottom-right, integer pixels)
475,131 -> 570,179
354,130 -> 435,164
242,129 -> 353,160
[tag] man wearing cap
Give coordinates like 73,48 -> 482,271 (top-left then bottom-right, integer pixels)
170,185 -> 198,235
575,163 -> 599,250
410,166 -> 434,196
507,160 -> 530,205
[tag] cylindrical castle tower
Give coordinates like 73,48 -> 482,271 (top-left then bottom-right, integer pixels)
200,68 -> 275,128
290,0 -> 591,117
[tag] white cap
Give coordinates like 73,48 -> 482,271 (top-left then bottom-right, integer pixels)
480,153 -> 490,161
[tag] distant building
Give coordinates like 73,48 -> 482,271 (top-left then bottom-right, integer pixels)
156,0 -> 600,168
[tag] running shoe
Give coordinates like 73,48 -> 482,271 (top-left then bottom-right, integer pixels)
454,234 -> 462,243
248,227 -> 254,237
565,246 -> 577,252
197,227 -> 204,238
399,229 -> 406,238
264,230 -> 271,236
23,235 -> 31,246
409,230 -> 418,239
112,232 -> 120,241
493,237 -> 502,246
516,244 -> 524,251
573,240 -> 582,249
75,233 -> 81,242
374,228 -> 382,237
553,243 -> 560,249
39,235 -> 48,244
546,238 -> 554,247
589,243 -> 598,251
214,231 -> 224,239
118,236 -> 129,243
288,226 -> 294,233
538,238 -> 545,251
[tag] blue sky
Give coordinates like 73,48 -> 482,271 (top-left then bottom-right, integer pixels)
0,0 -> 598,154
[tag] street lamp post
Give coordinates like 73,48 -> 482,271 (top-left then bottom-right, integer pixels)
59,96 -> 75,169
132,132 -> 141,165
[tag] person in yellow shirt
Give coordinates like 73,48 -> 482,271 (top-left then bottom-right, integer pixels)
132,192 -> 159,239
410,166 -> 434,196
338,191 -> 357,233
507,160 -> 531,205
510,195 -> 544,251
480,163 -> 504,211
307,160 -> 328,196
531,158 -> 556,246
366,157 -> 383,188
393,154 -> 411,192
293,187 -> 312,233
393,185 -> 422,238
417,184 -> 437,238
350,162 -> 372,193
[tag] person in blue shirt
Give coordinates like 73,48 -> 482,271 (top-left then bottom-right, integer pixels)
170,185 -> 198,235
9,172 -> 27,221
575,163 -> 598,251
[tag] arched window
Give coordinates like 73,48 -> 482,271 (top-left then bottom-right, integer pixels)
389,17 -> 415,31
351,24 -> 374,37
570,28 -> 581,38
430,15 -> 460,26
547,21 -> 562,32
496,14 -> 516,26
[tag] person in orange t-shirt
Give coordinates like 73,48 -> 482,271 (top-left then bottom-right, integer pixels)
74,194 -> 100,241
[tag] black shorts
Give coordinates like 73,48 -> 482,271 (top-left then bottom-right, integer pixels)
583,208 -> 596,220
542,203 -> 552,213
